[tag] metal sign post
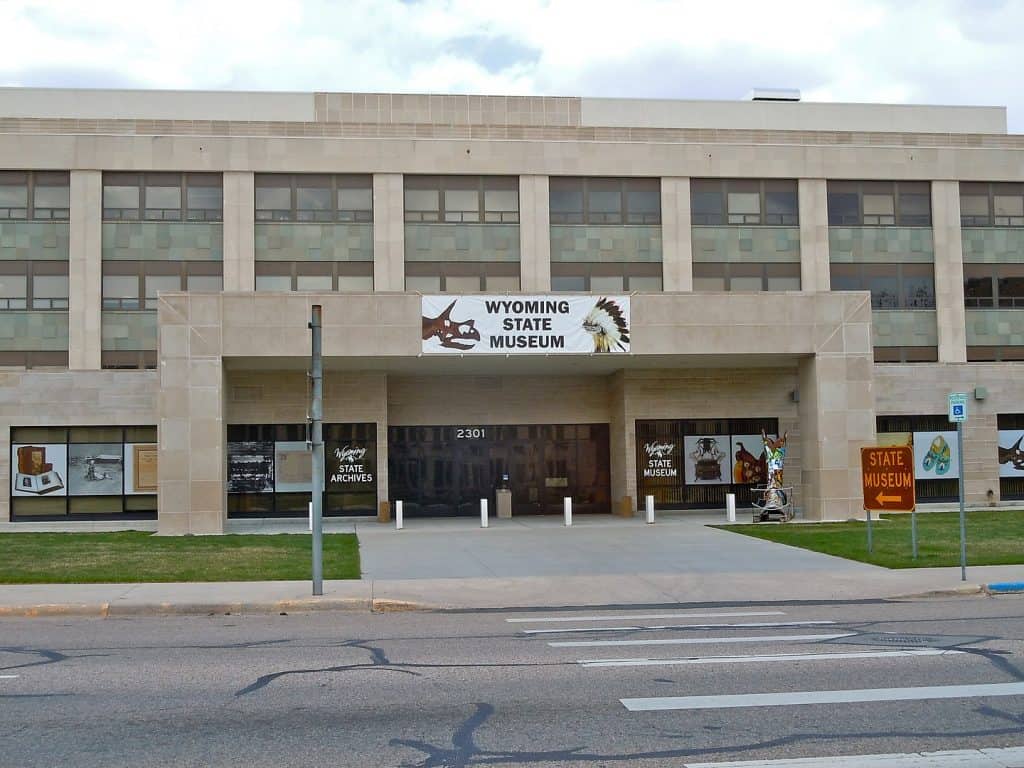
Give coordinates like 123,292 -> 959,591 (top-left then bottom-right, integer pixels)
309,305 -> 324,596
861,445 -> 915,559
948,393 -> 968,582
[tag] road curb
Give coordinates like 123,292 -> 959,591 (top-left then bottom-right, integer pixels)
0,597 -> 432,618
984,581 -> 1024,595
888,585 -> 985,599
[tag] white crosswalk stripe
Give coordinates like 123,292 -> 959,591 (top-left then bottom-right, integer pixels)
577,648 -> 960,668
506,611 -> 785,623
621,682 -> 1024,711
521,620 -> 836,635
549,633 -> 855,648
681,746 -> 1024,768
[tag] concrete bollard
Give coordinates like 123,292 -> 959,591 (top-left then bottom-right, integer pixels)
645,495 -> 655,524
726,493 -> 736,523
564,497 -> 572,526
480,498 -> 489,528
396,500 -> 404,530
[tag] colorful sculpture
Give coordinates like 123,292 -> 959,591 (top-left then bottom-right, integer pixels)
762,429 -> 788,489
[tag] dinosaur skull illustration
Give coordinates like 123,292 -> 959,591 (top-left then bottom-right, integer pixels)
422,300 -> 481,350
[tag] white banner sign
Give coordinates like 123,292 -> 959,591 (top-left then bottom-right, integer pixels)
421,295 -> 631,354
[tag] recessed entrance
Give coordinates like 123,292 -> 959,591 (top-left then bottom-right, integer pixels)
388,424 -> 611,517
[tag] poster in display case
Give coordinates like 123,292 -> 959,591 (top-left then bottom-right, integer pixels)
11,444 -> 67,496
227,441 -> 274,493
124,443 -> 158,494
68,443 -> 124,496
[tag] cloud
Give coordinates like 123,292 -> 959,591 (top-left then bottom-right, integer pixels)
0,0 -> 1020,131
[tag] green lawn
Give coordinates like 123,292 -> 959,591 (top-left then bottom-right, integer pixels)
0,532 -> 360,584
716,510 -> 1024,569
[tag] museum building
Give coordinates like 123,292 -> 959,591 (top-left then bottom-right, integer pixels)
1,87 -> 1024,533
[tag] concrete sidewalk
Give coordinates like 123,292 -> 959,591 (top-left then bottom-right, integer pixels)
1,513 -> 1022,616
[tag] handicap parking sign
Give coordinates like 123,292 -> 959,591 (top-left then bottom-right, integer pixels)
948,393 -> 968,423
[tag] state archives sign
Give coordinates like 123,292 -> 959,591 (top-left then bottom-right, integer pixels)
861,445 -> 916,512
421,295 -> 630,354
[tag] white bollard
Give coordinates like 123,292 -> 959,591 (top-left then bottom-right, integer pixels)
726,493 -> 736,523
308,501 -> 313,532
480,498 -> 489,528
564,496 -> 572,526
645,495 -> 655,524
396,500 -> 404,530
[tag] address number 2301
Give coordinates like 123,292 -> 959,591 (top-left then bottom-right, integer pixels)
456,428 -> 486,439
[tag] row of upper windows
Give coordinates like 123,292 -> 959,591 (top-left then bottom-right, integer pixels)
2,172 -> 1022,229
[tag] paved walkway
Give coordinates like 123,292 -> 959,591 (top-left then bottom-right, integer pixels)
1,512 -> 1023,615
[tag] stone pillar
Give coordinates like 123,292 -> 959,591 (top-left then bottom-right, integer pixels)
373,173 -> 405,291
799,179 -> 830,292
157,293 -> 226,534
69,170 -> 102,370
519,175 -> 551,292
608,371 -> 633,513
965,410 -> 999,504
798,294 -> 876,520
933,180 -> 967,363
661,177 -> 693,291
222,171 -> 255,292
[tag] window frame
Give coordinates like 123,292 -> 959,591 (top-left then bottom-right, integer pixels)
255,173 -> 373,224
103,172 -> 223,222
963,262 -> 1024,308
101,260 -> 223,310
549,261 -> 663,292
404,176 -> 519,224
692,262 -> 801,292
0,171 -> 70,221
690,179 -> 798,227
254,260 -> 374,292
549,178 -> 661,226
960,182 -> 1024,227
826,180 -> 932,227
0,260 -> 69,311
829,262 -> 936,310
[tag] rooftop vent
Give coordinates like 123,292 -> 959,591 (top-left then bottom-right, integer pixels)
747,88 -> 801,102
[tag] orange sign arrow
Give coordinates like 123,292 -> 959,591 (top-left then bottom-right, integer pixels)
861,446 -> 916,512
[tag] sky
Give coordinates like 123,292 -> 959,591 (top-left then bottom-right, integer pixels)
0,0 -> 1021,132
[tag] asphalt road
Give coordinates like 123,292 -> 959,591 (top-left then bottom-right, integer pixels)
2,596 -> 1024,767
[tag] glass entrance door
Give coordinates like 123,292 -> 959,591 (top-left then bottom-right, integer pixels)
387,424 -> 610,517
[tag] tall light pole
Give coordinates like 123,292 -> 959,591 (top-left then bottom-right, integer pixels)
309,305 -> 324,596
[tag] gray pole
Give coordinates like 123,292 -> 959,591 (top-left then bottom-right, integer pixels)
866,509 -> 873,554
958,420 -> 966,582
309,305 -> 324,596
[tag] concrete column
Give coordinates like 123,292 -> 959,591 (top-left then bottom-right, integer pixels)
69,170 -> 102,370
798,294 -> 876,520
519,175 -> 551,292
157,293 -> 226,534
608,371 -> 632,513
798,179 -> 830,292
373,173 -> 405,291
222,171 -> 254,292
965,411 -> 999,505
932,180 -> 967,363
661,177 -> 693,291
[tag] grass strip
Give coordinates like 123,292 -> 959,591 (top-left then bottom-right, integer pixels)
715,510 -> 1024,569
0,531 -> 360,584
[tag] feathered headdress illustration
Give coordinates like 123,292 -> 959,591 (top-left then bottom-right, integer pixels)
582,298 -> 629,353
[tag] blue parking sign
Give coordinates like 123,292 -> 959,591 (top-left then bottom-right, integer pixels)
948,393 -> 968,423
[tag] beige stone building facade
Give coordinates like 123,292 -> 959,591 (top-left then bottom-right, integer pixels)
1,87 -> 1022,533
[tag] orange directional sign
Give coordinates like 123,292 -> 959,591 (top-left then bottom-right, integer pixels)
861,446 -> 916,512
